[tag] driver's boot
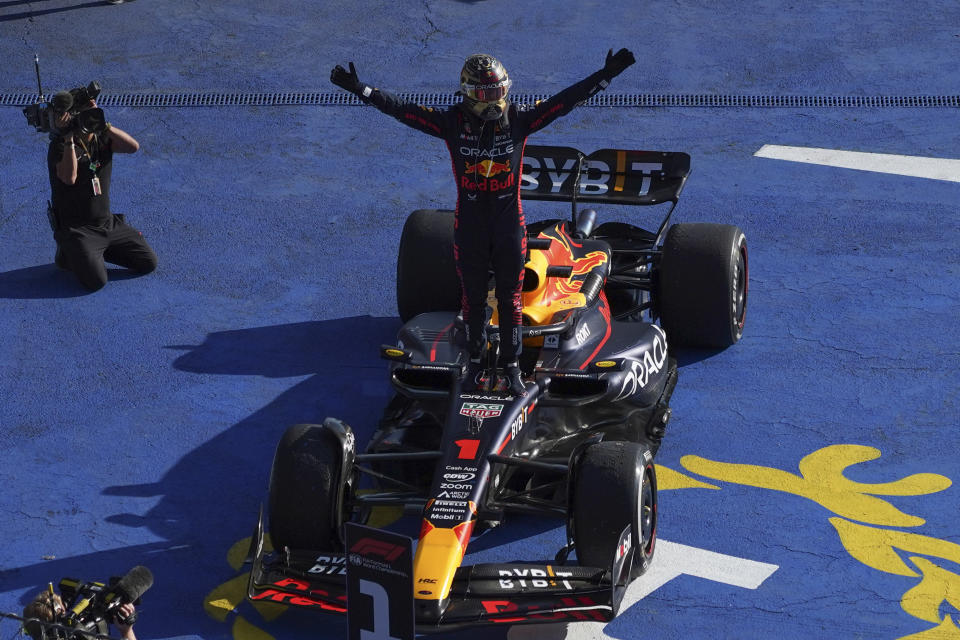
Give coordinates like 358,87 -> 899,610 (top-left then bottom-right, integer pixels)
503,362 -> 527,397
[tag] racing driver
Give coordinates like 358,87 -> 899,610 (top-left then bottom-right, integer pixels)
331,49 -> 636,395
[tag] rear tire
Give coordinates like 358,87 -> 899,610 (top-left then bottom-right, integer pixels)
268,423 -> 351,552
572,441 -> 657,578
397,209 -> 460,322
658,223 -> 748,347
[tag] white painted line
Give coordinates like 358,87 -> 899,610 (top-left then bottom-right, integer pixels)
507,539 -> 779,639
755,144 -> 960,182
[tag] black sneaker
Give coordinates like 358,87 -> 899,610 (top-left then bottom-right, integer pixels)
504,364 -> 527,397
462,360 -> 485,391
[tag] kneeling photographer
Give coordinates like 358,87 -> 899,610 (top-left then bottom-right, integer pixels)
42,82 -> 157,291
18,565 -> 152,640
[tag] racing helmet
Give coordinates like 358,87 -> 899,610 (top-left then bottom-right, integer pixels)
460,54 -> 512,102
460,54 -> 511,120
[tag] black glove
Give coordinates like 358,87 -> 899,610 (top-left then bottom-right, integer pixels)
331,62 -> 365,96
603,48 -> 636,78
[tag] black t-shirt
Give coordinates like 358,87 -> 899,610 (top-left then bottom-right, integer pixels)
47,134 -> 114,228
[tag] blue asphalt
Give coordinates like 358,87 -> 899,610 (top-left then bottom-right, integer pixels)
1,2 -> 958,639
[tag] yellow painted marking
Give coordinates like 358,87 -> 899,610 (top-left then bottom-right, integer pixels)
204,572 -> 287,623
681,445 -> 951,527
901,557 -> 960,625
830,518 -> 960,578
232,614 -> 275,640
227,536 -> 273,572
615,151 -> 626,192
895,615 -> 960,639
676,444 -> 959,634
204,573 -> 246,622
207,598 -> 236,617
655,464 -> 719,491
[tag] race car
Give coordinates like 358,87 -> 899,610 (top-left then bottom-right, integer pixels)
247,144 -> 748,632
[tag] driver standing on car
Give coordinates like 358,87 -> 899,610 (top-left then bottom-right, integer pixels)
331,49 -> 635,395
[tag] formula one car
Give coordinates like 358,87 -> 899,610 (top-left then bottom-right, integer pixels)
248,145 -> 748,631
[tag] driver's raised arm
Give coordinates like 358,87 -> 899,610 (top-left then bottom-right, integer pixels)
331,62 -> 446,139
520,48 -> 636,135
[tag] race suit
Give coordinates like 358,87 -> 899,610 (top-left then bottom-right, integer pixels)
365,66 -> 617,364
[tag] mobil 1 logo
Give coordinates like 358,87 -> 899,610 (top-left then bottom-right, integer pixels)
345,523 -> 414,640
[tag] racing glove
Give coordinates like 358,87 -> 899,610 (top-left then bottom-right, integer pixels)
330,62 -> 372,99
603,48 -> 636,78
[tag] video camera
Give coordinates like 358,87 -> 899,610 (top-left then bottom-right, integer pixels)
27,566 -> 153,640
22,55 -> 107,137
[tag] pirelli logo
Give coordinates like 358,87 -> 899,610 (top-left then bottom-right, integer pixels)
459,402 -> 504,419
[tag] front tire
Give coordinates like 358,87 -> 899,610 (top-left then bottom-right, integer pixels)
268,422 -> 353,552
572,441 -> 657,578
658,223 -> 748,347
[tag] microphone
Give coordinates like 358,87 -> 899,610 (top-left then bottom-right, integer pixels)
107,566 -> 154,606
103,566 -> 153,624
51,91 -> 73,113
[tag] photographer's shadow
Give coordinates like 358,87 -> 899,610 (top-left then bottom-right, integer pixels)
0,264 -> 147,298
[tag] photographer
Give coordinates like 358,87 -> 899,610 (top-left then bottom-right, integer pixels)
47,91 -> 157,292
21,590 -> 137,640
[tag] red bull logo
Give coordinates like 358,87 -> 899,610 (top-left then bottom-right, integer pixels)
460,171 -> 515,192
465,159 -> 511,177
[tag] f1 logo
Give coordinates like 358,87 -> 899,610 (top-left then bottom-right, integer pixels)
350,538 -> 405,563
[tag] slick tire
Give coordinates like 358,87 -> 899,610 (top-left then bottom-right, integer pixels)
572,441 -> 657,579
397,209 -> 461,323
658,223 -> 748,347
268,423 -> 349,552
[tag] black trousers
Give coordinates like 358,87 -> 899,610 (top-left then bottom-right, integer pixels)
454,207 -> 526,365
55,214 -> 157,291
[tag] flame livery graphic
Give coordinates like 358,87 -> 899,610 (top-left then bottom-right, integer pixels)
519,223 -> 611,327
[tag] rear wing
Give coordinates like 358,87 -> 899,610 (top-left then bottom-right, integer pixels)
521,145 -> 691,206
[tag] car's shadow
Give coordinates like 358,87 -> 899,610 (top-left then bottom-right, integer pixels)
674,347 -> 728,367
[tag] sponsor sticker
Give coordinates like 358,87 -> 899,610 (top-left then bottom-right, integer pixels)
460,402 -> 504,419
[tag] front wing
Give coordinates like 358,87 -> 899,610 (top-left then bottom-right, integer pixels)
247,520 -> 634,631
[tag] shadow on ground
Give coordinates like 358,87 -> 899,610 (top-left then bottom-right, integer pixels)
0,316 -> 402,638
0,264 -> 145,298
